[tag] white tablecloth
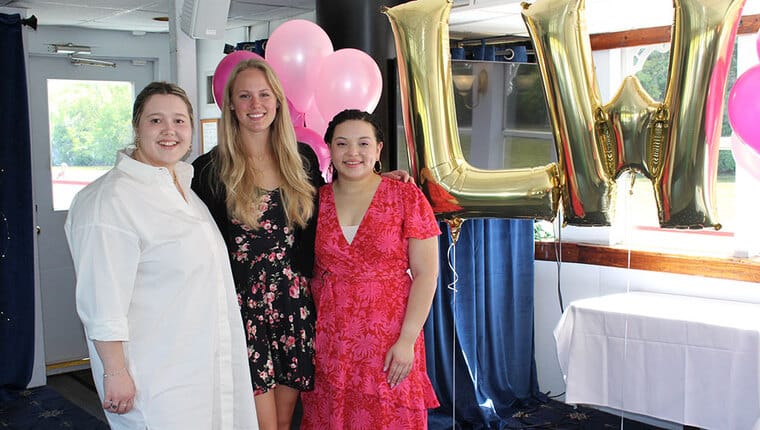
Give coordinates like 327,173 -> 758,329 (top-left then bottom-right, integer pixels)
554,292 -> 760,430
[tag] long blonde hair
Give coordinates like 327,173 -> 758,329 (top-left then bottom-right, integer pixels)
216,58 -> 314,229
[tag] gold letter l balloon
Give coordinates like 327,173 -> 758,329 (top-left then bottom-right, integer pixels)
385,0 -> 560,221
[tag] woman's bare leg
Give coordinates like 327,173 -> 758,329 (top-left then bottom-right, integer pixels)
254,390 -> 278,430
274,385 -> 300,430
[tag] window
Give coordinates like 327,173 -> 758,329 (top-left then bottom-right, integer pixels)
588,33 -> 760,258
48,79 -> 134,210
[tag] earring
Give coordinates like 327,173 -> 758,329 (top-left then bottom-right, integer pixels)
373,160 -> 382,174
134,136 -> 141,149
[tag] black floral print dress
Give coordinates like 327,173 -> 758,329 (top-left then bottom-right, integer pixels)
229,189 -> 316,394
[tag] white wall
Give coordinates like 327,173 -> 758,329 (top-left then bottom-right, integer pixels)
196,28 -> 246,121
25,26 -> 170,80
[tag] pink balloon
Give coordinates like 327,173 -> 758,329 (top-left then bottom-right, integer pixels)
730,134 -> 760,182
728,64 -> 760,154
314,49 -> 382,124
265,20 -> 333,113
212,51 -> 263,109
288,98 -> 305,128
294,126 -> 330,174
305,102 -> 328,140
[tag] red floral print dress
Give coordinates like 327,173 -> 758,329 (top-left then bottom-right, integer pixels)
229,189 -> 315,395
301,177 -> 441,429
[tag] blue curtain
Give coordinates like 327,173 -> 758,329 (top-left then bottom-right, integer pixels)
0,13 -> 35,388
425,218 -> 540,429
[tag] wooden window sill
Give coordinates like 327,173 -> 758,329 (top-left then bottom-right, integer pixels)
590,14 -> 760,50
534,241 -> 760,283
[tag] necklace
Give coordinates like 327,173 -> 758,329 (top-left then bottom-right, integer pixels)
250,153 -> 272,163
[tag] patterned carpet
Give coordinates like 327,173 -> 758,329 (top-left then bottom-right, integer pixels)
1,373 -> 667,430
428,398 -> 669,430
0,384 -> 109,430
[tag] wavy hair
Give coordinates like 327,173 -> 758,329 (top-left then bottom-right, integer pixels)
215,58 -> 314,229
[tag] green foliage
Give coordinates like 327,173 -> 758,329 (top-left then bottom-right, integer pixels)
717,148 -> 735,176
534,221 -> 554,240
722,45 -> 738,137
635,42 -> 738,138
514,65 -> 550,128
636,49 -> 668,101
48,81 -> 133,167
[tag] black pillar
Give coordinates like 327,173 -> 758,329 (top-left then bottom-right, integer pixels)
316,0 -> 408,170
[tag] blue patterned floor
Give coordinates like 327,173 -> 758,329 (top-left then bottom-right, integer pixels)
1,379 -> 668,430
0,385 -> 108,430
427,398 -> 669,429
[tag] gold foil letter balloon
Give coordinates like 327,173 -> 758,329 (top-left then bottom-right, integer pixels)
522,0 -> 745,228
387,0 -> 742,228
385,0 -> 560,221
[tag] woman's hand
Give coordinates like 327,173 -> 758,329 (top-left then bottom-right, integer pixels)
102,369 -> 136,414
381,170 -> 415,184
383,338 -> 415,388
93,341 -> 135,414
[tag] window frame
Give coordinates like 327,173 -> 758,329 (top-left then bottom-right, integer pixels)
534,16 -> 760,282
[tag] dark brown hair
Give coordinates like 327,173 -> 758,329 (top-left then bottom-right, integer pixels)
324,109 -> 384,144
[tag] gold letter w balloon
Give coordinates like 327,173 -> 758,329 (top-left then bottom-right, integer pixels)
523,0 -> 743,228
387,0 -> 744,228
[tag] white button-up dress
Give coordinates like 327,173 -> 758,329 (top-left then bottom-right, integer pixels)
64,151 -> 258,429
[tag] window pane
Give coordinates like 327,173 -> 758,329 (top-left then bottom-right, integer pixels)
452,61 -> 556,170
624,40 -> 739,237
48,80 -> 134,211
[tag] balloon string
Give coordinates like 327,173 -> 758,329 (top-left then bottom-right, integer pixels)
447,240 -> 458,428
620,173 -> 637,429
447,241 -> 458,293
555,212 -> 564,313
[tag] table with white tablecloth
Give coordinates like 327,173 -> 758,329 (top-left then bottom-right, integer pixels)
554,291 -> 760,430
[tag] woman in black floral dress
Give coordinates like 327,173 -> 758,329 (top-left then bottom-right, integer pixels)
229,191 -> 315,392
192,58 -> 322,430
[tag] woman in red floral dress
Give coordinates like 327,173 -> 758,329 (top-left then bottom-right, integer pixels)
300,110 -> 441,429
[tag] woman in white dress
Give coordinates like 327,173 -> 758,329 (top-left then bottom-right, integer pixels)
64,82 -> 258,429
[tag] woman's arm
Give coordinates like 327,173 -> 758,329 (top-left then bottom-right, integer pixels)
93,340 -> 135,414
65,189 -> 140,415
383,236 -> 439,387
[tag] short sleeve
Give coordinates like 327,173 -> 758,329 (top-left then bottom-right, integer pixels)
401,182 -> 441,240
